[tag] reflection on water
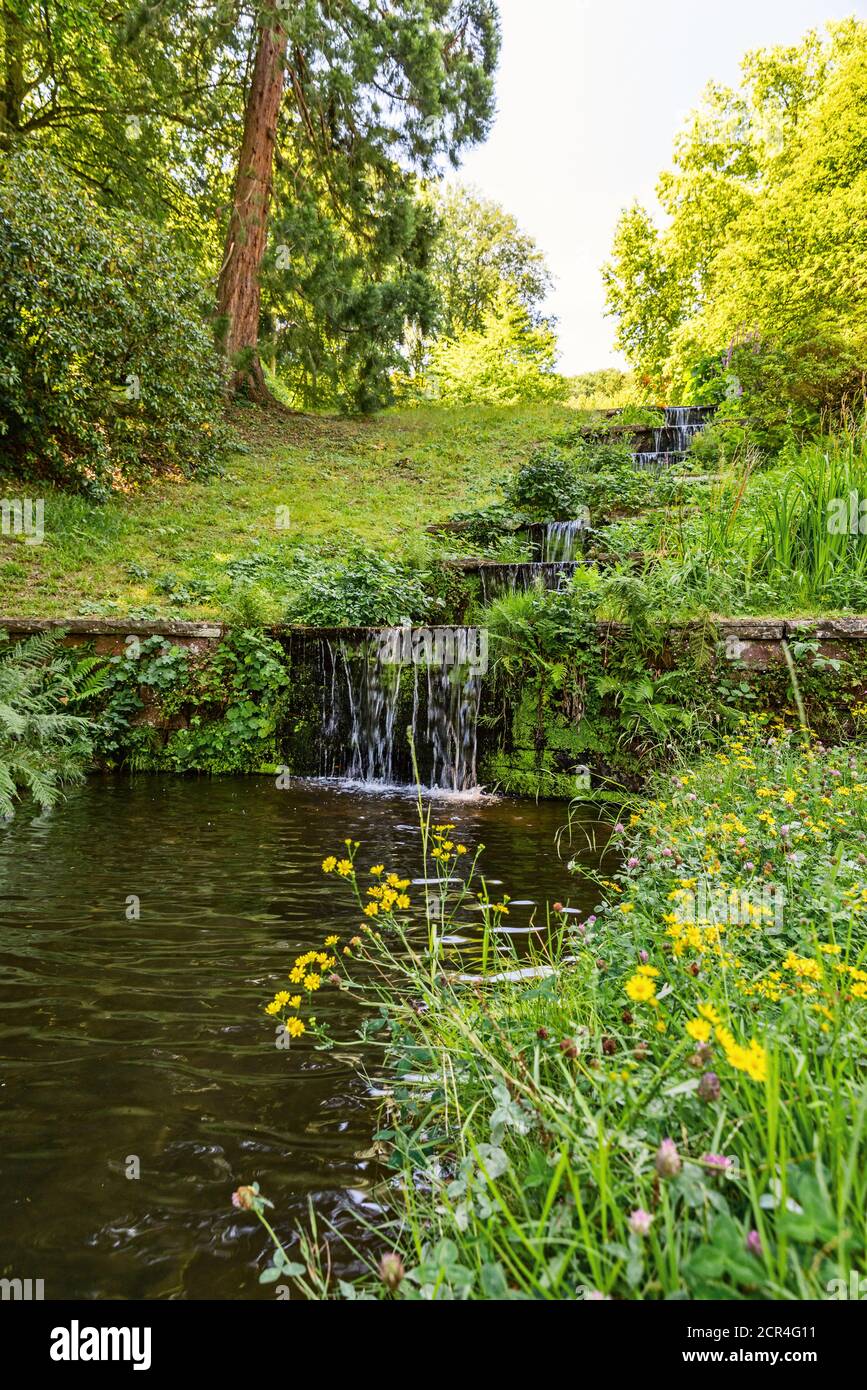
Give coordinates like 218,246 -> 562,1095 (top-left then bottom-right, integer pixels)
0,777 -> 612,1299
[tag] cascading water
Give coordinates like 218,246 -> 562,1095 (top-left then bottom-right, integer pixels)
541,519 -> 589,563
315,626 -> 484,792
478,561 -> 580,604
632,405 -> 714,472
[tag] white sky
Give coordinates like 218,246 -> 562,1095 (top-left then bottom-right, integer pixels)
456,0 -> 864,375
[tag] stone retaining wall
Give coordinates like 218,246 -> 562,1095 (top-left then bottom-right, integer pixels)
4,614 -> 867,672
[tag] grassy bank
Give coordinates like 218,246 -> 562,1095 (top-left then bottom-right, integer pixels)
0,403 -> 573,619
290,721 -> 867,1299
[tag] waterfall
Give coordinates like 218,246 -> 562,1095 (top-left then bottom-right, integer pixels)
632,406 -> 713,472
479,560 -> 579,604
542,519 -> 588,563
315,628 -> 483,791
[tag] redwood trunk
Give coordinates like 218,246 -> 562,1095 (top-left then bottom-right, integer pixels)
216,1 -> 288,397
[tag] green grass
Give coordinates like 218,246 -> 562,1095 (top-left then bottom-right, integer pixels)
0,402 -> 576,619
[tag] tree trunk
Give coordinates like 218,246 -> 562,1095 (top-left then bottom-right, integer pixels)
216,0 -> 288,398
0,3 -> 27,151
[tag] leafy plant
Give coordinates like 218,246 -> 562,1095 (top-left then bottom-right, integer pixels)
0,151 -> 227,492
0,631 -> 105,815
282,549 -> 434,627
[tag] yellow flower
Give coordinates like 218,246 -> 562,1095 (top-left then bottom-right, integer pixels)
364,902 -> 379,918
686,1018 -> 712,1043
457,845 -> 467,855
625,974 -> 656,1003
324,935 -> 339,947
265,1000 -> 281,1015
698,1002 -> 721,1025
396,894 -> 410,910
288,995 -> 301,1010
285,1017 -> 305,1038
322,856 -> 337,873
336,859 -> 353,877
303,974 -> 322,992
619,903 -> 635,915
370,865 -> 384,876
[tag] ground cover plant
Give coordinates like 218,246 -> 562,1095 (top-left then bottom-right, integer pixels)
260,720 -> 867,1299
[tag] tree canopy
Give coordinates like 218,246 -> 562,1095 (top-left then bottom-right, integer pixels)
603,18 -> 867,427
1,2 -> 502,411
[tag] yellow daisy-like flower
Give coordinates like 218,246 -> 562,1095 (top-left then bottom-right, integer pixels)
364,902 -> 379,918
303,974 -> 322,992
625,974 -> 656,1003
289,965 -> 304,984
273,991 -> 292,1007
686,1018 -> 712,1043
396,894 -> 410,910
370,865 -> 384,876
324,935 -> 339,947
285,1017 -> 306,1038
336,859 -> 353,877
322,856 -> 337,873
265,1000 -> 281,1015
287,995 -> 301,1010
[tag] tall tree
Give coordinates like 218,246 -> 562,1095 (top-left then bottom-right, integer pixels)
216,0 -> 288,397
218,0 -> 501,399
427,183 -> 552,338
602,16 -> 867,411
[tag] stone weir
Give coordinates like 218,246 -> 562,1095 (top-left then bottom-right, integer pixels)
632,405 -> 716,472
5,616 -> 867,798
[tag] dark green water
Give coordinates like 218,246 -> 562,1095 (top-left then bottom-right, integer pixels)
0,777 -> 610,1299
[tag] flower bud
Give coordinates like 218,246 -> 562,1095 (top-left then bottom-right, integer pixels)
379,1252 -> 405,1292
628,1208 -> 654,1237
697,1071 -> 721,1102
655,1137 -> 681,1179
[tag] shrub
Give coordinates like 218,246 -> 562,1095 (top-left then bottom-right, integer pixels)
505,446 -> 585,518
0,152 -> 227,493
282,550 -> 434,627
428,285 -> 568,406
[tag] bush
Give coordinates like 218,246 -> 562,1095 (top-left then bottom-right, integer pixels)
428,285 -> 568,406
505,446 -> 585,518
0,152 -> 227,493
506,441 -> 643,519
282,549 -> 434,627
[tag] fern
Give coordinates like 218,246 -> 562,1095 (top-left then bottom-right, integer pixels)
0,630 -> 106,817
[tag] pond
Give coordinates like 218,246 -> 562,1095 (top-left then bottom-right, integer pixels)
0,776 -> 612,1299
